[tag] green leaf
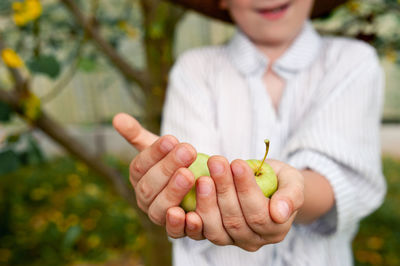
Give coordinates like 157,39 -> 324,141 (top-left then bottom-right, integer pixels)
0,101 -> 13,122
63,225 -> 82,249
26,135 -> 45,164
149,22 -> 163,39
78,57 -> 97,72
0,0 -> 12,15
0,149 -> 20,175
6,134 -> 20,144
28,55 -> 61,79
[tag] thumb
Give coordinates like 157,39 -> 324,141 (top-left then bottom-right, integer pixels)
112,113 -> 159,152
269,165 -> 304,224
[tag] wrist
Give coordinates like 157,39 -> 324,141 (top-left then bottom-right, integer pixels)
295,170 -> 335,224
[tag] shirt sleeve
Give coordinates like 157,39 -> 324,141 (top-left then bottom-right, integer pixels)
285,43 -> 386,235
161,50 -> 221,157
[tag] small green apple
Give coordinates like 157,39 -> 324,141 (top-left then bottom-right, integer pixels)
180,153 -> 210,212
181,140 -> 277,212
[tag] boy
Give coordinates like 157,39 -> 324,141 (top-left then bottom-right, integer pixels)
113,0 -> 386,265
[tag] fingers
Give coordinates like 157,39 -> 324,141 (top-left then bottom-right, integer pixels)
135,143 -> 196,211
230,159 -> 271,234
148,168 -> 195,225
185,212 -> 204,240
166,209 -> 204,240
129,135 -> 179,185
230,159 -> 297,246
208,156 -> 258,245
195,176 -> 233,246
113,113 -> 158,151
269,164 -> 304,224
166,207 -> 186,238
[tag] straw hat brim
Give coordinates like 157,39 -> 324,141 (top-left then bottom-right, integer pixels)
166,0 -> 348,22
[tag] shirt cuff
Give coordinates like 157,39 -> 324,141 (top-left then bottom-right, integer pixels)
287,149 -> 358,235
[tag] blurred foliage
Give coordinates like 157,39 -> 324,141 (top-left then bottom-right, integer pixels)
0,131 -> 45,175
0,156 -> 144,266
314,0 -> 400,63
0,1 -> 181,264
0,0 -> 142,83
353,157 -> 400,266
0,155 -> 399,265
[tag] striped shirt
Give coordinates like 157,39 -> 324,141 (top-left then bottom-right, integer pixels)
161,21 -> 386,266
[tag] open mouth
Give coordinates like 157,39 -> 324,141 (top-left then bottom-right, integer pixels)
257,3 -> 290,20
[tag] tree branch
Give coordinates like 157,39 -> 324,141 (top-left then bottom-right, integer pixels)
59,0 -> 150,89
0,35 -> 154,231
0,87 -> 133,207
1,35 -> 171,265
140,0 -> 161,26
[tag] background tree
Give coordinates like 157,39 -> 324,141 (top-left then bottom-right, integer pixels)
0,0 -> 186,265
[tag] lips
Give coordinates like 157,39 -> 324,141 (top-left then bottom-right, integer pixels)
257,2 -> 290,21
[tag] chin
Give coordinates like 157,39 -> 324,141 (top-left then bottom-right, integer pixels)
256,35 -> 291,47
248,27 -> 298,48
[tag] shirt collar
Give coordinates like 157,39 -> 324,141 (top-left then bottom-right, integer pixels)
226,21 -> 322,80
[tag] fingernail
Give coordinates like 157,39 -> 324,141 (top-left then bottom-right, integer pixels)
232,163 -> 244,176
175,173 -> 190,189
160,138 -> 174,153
198,180 -> 212,196
277,200 -> 290,221
209,161 -> 224,175
168,213 -> 180,226
176,146 -> 192,164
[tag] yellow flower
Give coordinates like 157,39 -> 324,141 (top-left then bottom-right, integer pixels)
82,218 -> 97,231
67,174 -> 82,188
75,162 -> 88,175
385,49 -> 398,63
87,234 -> 101,248
366,236 -> 384,251
30,187 -> 48,200
346,1 -> 360,13
84,184 -> 101,197
117,20 -> 127,30
12,0 -> 42,26
117,20 -> 139,38
65,214 -> 79,227
0,249 -> 12,263
20,92 -> 42,121
1,48 -> 24,68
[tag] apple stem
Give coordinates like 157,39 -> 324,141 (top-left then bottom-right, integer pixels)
255,139 -> 270,176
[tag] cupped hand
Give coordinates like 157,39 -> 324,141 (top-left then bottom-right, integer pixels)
113,113 -> 305,250
113,113 -> 197,226
166,156 -> 305,251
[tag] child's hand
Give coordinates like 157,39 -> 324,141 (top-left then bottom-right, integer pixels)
114,113 -> 304,250
113,113 -> 197,226
167,157 -> 305,251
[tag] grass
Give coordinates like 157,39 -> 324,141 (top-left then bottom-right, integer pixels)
0,157 -> 143,266
353,157 -> 400,266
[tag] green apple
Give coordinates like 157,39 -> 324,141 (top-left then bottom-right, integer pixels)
180,153 -> 210,212
181,140 -> 277,212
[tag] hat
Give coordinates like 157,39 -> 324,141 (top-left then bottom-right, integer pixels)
167,0 -> 348,22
